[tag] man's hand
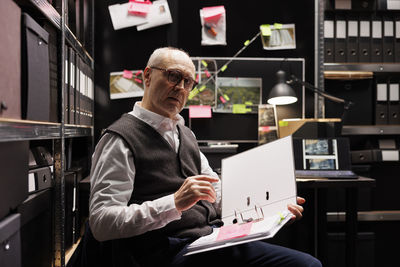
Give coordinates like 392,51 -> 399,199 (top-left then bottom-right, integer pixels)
287,196 -> 306,221
174,175 -> 219,212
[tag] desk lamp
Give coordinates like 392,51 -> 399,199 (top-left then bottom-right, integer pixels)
267,70 -> 354,125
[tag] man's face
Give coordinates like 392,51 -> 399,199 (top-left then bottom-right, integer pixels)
142,51 -> 195,119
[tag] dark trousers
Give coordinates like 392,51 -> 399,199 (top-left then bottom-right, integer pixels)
81,225 -> 322,267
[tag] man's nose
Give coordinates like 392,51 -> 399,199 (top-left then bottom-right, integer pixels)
175,78 -> 185,89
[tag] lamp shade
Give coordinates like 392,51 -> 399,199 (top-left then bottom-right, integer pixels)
267,70 -> 298,105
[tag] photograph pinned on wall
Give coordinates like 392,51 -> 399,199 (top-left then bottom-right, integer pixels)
109,70 -> 144,100
215,77 -> 261,114
260,23 -> 296,50
258,104 -> 279,145
200,6 -> 226,46
186,72 -> 216,107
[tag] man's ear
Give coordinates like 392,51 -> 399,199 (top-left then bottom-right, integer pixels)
143,67 -> 151,87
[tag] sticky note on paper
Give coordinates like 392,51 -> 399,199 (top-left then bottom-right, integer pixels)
195,74 -> 199,83
221,65 -> 227,72
189,105 -> 212,118
204,69 -> 211,77
233,104 -> 248,114
259,126 -> 270,132
134,78 -> 142,83
223,94 -> 230,101
216,222 -> 253,241
260,24 -> 271,36
128,0 -> 152,15
123,70 -> 133,79
202,5 -> 225,23
201,60 -> 208,67
219,95 -> 226,103
188,88 -> 200,100
279,120 -> 289,127
274,23 -> 283,29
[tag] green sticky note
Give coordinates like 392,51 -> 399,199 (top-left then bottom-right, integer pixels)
260,24 -> 271,36
221,65 -> 227,72
274,23 -> 283,29
188,88 -> 199,100
223,94 -> 230,101
232,104 -> 247,114
245,101 -> 253,105
201,60 -> 208,67
279,120 -> 289,127
199,85 -> 206,92
244,40 -> 250,46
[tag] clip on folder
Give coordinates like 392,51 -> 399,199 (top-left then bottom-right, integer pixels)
185,136 -> 297,256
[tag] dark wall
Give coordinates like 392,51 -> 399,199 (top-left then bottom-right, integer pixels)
94,0 -> 315,142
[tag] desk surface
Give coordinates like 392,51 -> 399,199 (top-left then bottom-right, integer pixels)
296,176 -> 375,188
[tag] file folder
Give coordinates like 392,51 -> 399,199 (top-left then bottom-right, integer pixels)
388,81 -> 400,124
371,19 -> 383,62
325,16 -> 335,62
64,46 -> 70,124
383,16 -> 395,62
396,18 -> 400,62
375,80 -> 389,124
335,15 -> 347,62
347,16 -> 359,62
185,136 -> 297,255
359,18 -> 371,62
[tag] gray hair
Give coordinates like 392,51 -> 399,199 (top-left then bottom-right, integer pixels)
146,47 -> 191,67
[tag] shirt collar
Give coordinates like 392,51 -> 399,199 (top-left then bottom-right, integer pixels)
129,102 -> 185,131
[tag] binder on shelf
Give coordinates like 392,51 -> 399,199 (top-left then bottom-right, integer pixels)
377,0 -> 400,10
371,17 -> 383,63
69,47 -> 76,124
388,80 -> 400,124
347,15 -> 359,62
21,13 -> 51,122
325,14 -> 335,62
65,171 -> 77,249
28,166 -> 52,194
64,46 -> 70,124
87,65 -> 94,126
383,15 -> 395,62
335,14 -> 347,62
185,136 -> 297,256
375,79 -> 389,124
359,17 -> 371,62
394,16 -> 400,62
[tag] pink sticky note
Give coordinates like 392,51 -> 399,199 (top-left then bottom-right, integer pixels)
216,222 -> 253,241
189,105 -> 212,118
195,74 -> 199,83
123,70 -> 133,79
204,69 -> 211,78
128,0 -> 152,15
259,126 -> 270,132
134,78 -> 142,83
219,95 -> 226,103
135,70 -> 142,76
202,6 -> 225,23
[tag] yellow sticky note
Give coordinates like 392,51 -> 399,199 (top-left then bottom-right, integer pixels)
201,60 -> 208,67
274,23 -> 283,29
244,40 -> 250,46
279,120 -> 289,127
260,24 -> 271,36
221,65 -> 227,72
232,104 -> 247,114
223,94 -> 230,101
245,101 -> 253,105
199,85 -> 206,92
188,88 -> 199,100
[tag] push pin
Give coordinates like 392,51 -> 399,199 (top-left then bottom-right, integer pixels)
204,23 -> 217,37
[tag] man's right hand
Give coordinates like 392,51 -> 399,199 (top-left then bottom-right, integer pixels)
174,175 -> 219,212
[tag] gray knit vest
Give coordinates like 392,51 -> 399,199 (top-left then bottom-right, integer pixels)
104,113 -> 222,238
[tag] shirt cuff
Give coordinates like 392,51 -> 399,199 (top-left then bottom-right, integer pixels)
154,194 -> 182,221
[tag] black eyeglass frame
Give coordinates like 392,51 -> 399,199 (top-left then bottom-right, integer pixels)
149,66 -> 198,91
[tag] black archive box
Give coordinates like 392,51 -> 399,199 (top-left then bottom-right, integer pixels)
21,13 -> 51,122
28,167 -> 52,194
0,141 -> 29,221
0,213 -> 21,267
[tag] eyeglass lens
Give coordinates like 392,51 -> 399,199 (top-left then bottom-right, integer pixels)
167,70 -> 195,90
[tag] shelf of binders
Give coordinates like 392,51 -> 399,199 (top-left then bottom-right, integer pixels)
324,63 -> 400,73
15,0 -> 93,67
342,125 -> 400,135
0,118 -> 92,142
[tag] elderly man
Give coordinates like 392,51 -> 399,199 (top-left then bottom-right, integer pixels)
88,47 -> 321,267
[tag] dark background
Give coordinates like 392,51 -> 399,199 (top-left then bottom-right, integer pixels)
93,0 -> 316,142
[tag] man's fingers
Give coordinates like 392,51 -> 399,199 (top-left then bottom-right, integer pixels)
191,175 -> 220,184
296,196 -> 306,205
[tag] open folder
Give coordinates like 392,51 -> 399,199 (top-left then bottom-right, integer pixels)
185,135 -> 297,256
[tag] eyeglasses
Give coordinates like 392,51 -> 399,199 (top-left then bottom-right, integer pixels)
150,66 -> 198,91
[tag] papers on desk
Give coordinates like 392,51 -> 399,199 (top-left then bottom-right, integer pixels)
185,135 -> 297,256
108,0 -> 172,31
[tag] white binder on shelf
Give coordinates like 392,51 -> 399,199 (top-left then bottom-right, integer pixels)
185,135 -> 297,256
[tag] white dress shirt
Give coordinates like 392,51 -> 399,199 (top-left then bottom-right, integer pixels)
89,102 -> 221,241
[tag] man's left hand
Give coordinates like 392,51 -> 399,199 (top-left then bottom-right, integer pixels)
287,196 -> 305,221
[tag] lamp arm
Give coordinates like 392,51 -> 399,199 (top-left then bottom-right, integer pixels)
289,75 -> 353,106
